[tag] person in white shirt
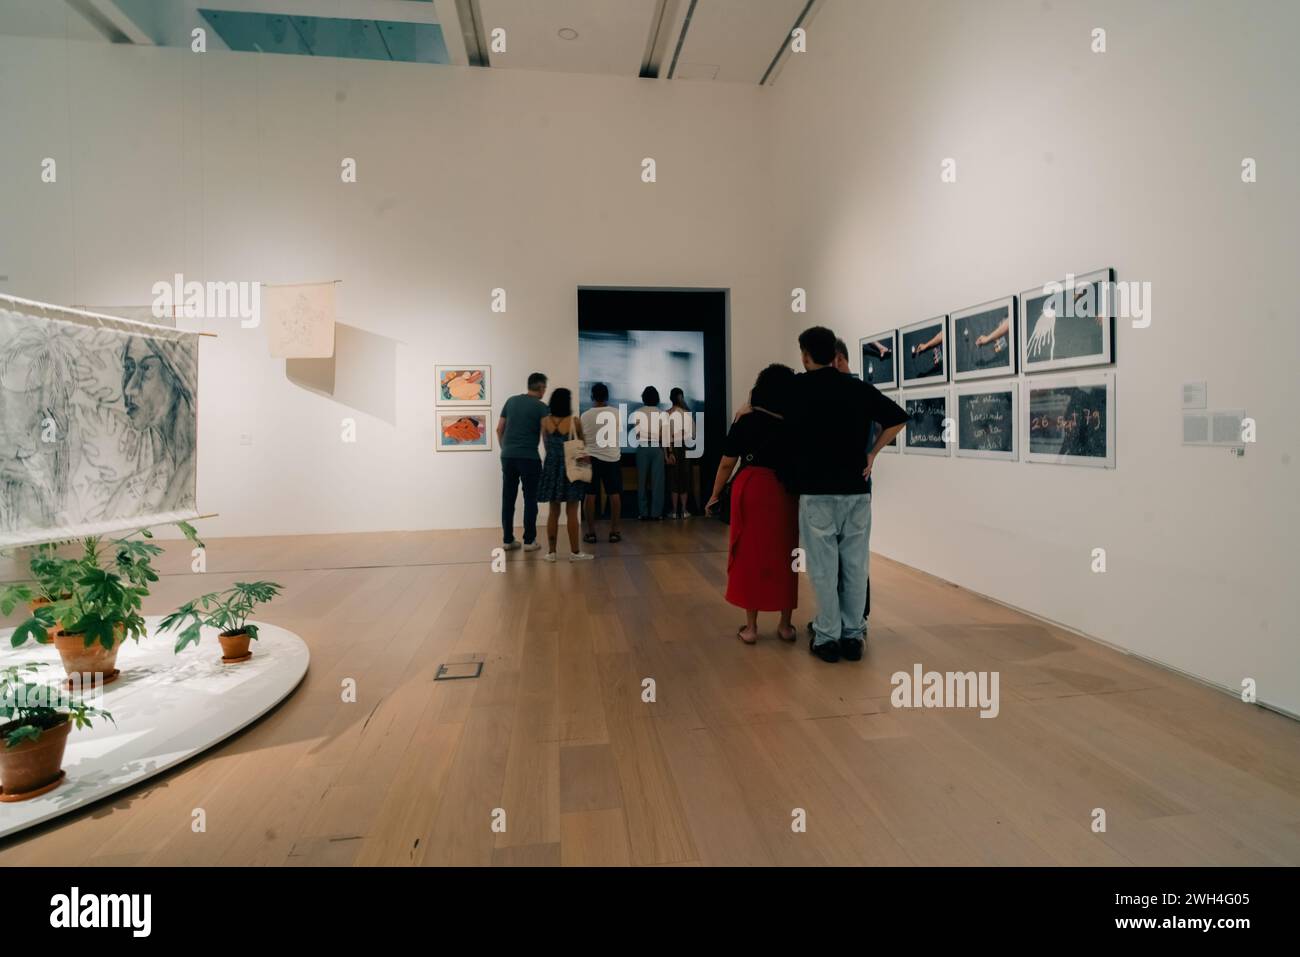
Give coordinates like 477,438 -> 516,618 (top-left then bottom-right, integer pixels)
664,387 -> 695,519
580,382 -> 624,544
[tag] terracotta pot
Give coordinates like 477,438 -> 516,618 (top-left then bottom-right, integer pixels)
0,716 -> 71,800
219,630 -> 252,661
52,624 -> 125,682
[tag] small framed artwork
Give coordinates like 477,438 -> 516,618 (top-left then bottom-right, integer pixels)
951,296 -> 1016,382
1022,372 -> 1115,468
859,329 -> 898,389
873,391 -> 901,453
436,365 -> 491,406
954,381 -> 1018,461
902,388 -> 951,456
436,410 -> 493,451
899,315 -> 948,387
1019,268 -> 1114,374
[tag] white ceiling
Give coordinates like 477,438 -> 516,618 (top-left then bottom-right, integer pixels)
0,0 -> 816,84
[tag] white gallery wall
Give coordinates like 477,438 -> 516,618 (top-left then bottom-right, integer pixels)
0,35 -> 783,542
770,0 -> 1300,713
1,0 -> 1296,716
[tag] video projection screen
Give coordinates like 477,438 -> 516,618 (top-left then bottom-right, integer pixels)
578,329 -> 705,451
577,288 -> 726,483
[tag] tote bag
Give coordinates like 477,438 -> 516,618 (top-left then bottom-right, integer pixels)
564,417 -> 593,484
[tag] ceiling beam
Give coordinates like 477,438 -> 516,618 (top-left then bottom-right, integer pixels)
760,0 -> 823,86
639,0 -> 682,79
454,0 -> 489,67
64,0 -> 153,44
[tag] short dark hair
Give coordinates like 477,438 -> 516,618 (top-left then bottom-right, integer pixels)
641,386 -> 660,406
548,387 -> 573,418
834,338 -> 849,361
750,364 -> 797,416
669,387 -> 686,408
798,327 -> 838,365
527,372 -> 548,391
591,382 -> 609,402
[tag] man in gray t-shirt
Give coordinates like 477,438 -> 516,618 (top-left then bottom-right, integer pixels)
496,372 -> 549,549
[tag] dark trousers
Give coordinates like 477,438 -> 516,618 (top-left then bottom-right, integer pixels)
501,457 -> 541,544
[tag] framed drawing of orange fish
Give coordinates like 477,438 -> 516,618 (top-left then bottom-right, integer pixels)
436,410 -> 492,451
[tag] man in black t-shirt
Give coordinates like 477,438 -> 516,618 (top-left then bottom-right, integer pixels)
790,328 -> 907,663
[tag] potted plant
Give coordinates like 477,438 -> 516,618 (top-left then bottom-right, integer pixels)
160,581 -> 283,663
0,662 -> 112,801
3,523 -> 203,685
0,544 -> 83,642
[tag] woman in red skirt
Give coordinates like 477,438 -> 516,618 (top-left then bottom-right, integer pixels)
706,364 -> 799,645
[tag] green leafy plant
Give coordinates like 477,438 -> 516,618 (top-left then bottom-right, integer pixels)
3,522 -> 204,651
160,582 -> 283,653
0,662 -> 113,749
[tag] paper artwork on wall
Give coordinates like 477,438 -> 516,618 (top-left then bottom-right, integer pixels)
1022,372 -> 1115,467
265,281 -> 336,359
954,381 -> 1018,461
859,330 -> 898,389
0,295 -> 200,548
902,388 -> 951,456
900,316 -> 948,387
1019,268 -> 1114,373
951,296 -> 1016,382
436,411 -> 492,451
436,365 -> 491,407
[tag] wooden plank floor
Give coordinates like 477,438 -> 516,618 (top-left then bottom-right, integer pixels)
2,522 -> 1298,866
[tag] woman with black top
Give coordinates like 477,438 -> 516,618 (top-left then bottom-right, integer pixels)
706,364 -> 799,645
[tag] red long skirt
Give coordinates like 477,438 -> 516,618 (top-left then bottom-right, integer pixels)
724,466 -> 799,612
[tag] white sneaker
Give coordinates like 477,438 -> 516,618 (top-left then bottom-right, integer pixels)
523,541 -> 541,552
569,552 -> 595,562
544,552 -> 558,563
502,541 -> 521,551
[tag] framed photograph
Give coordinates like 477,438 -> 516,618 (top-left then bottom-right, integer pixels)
436,410 -> 493,451
902,388 -> 951,456
954,381 -> 1018,461
1022,372 -> 1115,468
859,329 -> 898,389
899,315 -> 948,387
436,365 -> 491,406
951,296 -> 1016,382
1019,268 -> 1114,373
873,391 -> 901,453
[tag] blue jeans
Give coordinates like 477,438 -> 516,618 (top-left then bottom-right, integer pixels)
501,457 -> 541,544
799,494 -> 871,646
635,447 -> 664,518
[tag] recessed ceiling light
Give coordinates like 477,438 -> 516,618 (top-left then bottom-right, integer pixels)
557,27 -> 578,40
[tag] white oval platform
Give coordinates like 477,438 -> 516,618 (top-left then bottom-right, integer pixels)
0,617 -> 308,839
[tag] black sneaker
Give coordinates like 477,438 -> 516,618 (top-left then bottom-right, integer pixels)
839,637 -> 864,661
809,635 -> 841,663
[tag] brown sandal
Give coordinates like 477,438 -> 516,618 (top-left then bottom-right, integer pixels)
737,626 -> 758,645
777,625 -> 797,643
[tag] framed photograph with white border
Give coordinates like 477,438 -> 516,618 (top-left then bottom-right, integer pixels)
899,315 -> 948,388
954,381 -> 1018,461
901,388 -> 951,457
874,391 -> 901,453
859,329 -> 898,389
1019,268 -> 1114,374
951,296 -> 1016,382
436,409 -> 493,451
435,364 -> 491,407
1022,371 -> 1115,468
